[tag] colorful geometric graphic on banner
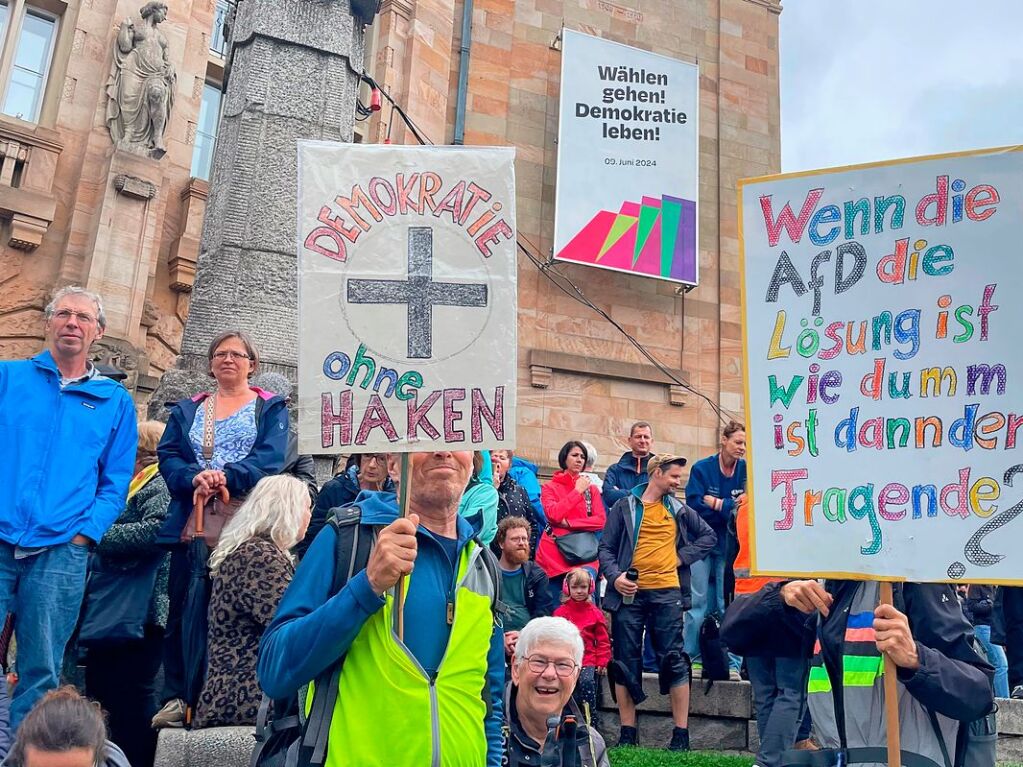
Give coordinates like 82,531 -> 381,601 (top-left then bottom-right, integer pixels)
556,194 -> 697,282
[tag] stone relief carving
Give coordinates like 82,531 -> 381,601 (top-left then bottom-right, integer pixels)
105,2 -> 176,159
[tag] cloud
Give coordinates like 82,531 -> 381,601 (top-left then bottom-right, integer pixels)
781,2 -> 1023,171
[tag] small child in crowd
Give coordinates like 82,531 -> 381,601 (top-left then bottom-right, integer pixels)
553,568 -> 611,726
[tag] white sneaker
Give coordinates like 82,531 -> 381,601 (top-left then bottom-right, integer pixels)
729,669 -> 742,681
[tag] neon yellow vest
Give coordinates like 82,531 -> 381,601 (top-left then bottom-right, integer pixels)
316,540 -> 495,767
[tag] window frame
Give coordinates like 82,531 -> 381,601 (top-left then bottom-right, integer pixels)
0,0 -> 59,125
190,79 -> 223,181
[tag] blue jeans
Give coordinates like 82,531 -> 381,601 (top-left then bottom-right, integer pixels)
747,655 -> 810,767
684,537 -> 742,672
975,624 -> 1010,698
0,541 -> 90,730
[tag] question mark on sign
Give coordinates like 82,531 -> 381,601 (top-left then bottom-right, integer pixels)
947,462 -> 1023,579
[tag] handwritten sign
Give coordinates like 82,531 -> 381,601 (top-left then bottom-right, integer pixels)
553,29 -> 699,286
740,146 -> 1023,584
297,143 -> 518,454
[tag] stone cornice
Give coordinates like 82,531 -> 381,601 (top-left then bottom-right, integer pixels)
742,0 -> 782,15
380,0 -> 415,19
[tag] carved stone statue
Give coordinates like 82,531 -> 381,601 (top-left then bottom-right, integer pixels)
106,2 -> 176,159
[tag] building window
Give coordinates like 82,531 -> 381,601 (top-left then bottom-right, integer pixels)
210,0 -> 232,57
0,3 -> 57,123
191,83 -> 222,180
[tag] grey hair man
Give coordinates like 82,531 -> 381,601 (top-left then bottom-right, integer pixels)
505,617 -> 609,767
0,286 -> 137,728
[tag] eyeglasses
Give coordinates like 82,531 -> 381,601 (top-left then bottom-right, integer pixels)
362,454 -> 389,466
523,656 -> 578,677
212,350 -> 252,361
53,309 -> 97,326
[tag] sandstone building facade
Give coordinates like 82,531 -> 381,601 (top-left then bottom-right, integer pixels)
0,0 -> 780,472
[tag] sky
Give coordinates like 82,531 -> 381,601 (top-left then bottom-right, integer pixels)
779,2 -> 1023,172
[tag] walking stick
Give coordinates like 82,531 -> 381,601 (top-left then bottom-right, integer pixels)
395,453 -> 413,642
879,582 -> 902,767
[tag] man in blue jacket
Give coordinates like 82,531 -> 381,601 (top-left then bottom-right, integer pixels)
0,287 -> 136,729
258,450 -> 505,766
602,422 -> 653,508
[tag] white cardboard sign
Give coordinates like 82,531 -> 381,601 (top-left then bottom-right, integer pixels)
297,143 -> 517,454
740,146 -> 1023,584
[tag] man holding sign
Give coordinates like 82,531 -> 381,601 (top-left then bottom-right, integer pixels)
270,143 -> 518,766
257,450 -> 505,766
724,579 -> 993,767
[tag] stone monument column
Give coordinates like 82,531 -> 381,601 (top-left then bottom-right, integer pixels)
152,0 -> 366,407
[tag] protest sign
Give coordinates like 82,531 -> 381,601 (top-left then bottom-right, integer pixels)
297,143 -> 518,454
553,29 -> 699,287
740,146 -> 1023,584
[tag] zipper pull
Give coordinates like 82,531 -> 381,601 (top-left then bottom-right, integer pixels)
446,600 -> 454,625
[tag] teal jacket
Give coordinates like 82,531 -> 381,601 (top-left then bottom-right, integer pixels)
459,450 -> 499,545
0,350 -> 137,546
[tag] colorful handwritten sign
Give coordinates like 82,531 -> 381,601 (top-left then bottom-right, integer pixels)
740,146 -> 1023,584
297,143 -> 518,453
553,29 -> 699,286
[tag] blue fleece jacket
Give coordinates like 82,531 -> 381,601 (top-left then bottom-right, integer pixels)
258,490 -> 505,767
509,456 -> 545,523
685,454 -> 747,532
0,351 -> 137,547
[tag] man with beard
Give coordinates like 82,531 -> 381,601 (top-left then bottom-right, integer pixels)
497,516 -> 555,658
258,451 -> 505,767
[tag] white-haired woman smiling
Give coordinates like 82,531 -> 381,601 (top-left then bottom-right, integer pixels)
505,617 -> 609,767
192,475 -> 311,728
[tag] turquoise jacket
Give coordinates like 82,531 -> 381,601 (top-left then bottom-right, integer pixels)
459,450 -> 499,545
0,350 -> 137,546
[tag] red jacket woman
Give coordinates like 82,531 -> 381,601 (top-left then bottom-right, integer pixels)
536,441 -> 606,581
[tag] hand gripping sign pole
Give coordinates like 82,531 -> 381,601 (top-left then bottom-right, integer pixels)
879,582 -> 902,767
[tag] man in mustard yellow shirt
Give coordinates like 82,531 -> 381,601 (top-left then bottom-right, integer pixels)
598,454 -> 717,750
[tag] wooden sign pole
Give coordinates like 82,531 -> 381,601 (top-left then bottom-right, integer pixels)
879,582 -> 902,767
395,453 -> 413,642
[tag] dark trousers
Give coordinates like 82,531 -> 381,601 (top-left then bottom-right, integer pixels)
1004,586 -> 1023,689
85,625 -> 164,767
161,544 -> 190,703
747,655 -> 810,767
612,588 -> 688,698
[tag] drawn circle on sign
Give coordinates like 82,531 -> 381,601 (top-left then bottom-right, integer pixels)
947,561 -> 966,579
337,223 -> 496,366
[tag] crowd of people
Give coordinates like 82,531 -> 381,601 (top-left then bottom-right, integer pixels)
0,285 -> 1019,767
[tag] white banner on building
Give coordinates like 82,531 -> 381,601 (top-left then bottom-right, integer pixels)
740,146 -> 1023,584
553,28 -> 699,287
297,143 -> 518,454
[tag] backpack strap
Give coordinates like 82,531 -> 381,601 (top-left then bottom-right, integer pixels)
781,747 -> 946,767
925,709 -> 954,767
297,507 -> 374,767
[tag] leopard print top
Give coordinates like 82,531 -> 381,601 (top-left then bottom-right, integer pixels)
193,536 -> 293,728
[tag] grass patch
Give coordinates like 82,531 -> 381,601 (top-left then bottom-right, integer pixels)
609,748 -> 755,767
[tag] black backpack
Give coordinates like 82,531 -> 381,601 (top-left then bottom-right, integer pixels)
250,507 -> 373,767
250,506 -> 504,767
699,612 -> 731,682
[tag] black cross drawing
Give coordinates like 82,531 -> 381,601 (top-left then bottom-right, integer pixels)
347,227 -> 489,359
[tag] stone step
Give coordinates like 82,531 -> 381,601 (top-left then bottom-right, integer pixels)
998,696 -> 1023,736
155,726 -> 254,767
599,672 -> 753,719
597,711 -> 751,752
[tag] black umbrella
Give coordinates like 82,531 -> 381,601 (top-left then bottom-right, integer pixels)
182,489 -> 223,724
